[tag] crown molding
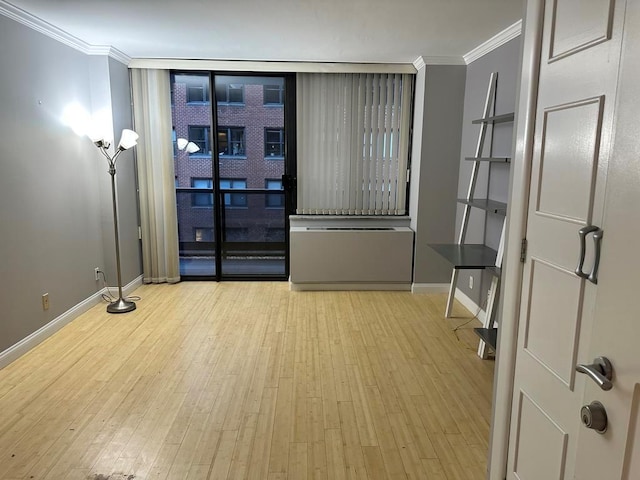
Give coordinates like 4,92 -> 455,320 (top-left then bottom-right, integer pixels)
87,45 -> 131,65
464,19 -> 523,65
412,56 -> 466,70
0,0 -> 130,64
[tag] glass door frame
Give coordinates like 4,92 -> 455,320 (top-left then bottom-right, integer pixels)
177,70 -> 297,281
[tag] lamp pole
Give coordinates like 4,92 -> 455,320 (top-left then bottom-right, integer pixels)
92,129 -> 139,313
107,158 -> 135,313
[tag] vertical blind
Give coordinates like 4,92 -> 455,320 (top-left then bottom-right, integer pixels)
296,73 -> 413,215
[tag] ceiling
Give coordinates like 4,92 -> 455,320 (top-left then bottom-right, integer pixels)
4,0 -> 523,63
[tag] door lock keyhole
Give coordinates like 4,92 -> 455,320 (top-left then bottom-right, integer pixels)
580,401 -> 608,434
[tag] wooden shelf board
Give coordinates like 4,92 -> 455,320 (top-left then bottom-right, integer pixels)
472,112 -> 515,124
457,198 -> 507,215
428,244 -> 498,269
464,156 -> 511,163
474,327 -> 498,350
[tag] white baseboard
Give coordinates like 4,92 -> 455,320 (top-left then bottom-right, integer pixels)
289,282 -> 411,292
0,275 -> 143,370
454,288 -> 486,323
411,283 -> 450,294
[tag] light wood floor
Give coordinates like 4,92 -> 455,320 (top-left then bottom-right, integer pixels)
0,283 -> 494,480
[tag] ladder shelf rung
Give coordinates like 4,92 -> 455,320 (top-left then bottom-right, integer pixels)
457,198 -> 507,215
472,112 -> 515,124
464,156 -> 511,163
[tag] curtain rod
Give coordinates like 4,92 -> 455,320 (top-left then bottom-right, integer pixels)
128,58 -> 417,74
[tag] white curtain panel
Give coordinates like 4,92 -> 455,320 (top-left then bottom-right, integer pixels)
296,73 -> 413,215
131,69 -> 180,283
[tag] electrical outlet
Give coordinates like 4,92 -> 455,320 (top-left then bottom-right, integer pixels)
469,276 -> 474,290
42,293 -> 49,310
94,267 -> 101,281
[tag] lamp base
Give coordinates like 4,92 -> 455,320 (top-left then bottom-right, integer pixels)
107,298 -> 136,314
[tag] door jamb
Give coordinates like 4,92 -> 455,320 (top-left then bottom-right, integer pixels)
487,0 -> 544,478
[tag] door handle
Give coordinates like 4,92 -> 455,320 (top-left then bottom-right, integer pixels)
576,356 -> 613,391
588,228 -> 603,284
575,225 -> 603,284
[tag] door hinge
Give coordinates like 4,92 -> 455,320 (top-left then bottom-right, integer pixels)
520,238 -> 527,263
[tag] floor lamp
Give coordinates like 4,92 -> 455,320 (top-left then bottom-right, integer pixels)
90,129 -> 139,313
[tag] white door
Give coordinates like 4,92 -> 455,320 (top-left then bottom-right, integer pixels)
507,0 -> 640,478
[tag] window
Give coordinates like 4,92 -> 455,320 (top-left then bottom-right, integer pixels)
264,84 -> 284,105
191,178 -> 213,207
220,178 -> 247,207
188,126 -> 211,155
194,227 -> 214,242
265,179 -> 284,208
296,73 -> 413,215
218,127 -> 246,157
265,128 -> 284,158
186,80 -> 210,103
215,82 -> 244,104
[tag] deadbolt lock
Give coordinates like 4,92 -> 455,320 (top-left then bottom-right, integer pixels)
581,401 -> 607,434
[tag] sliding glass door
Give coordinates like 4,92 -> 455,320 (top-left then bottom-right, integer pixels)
171,72 -> 295,280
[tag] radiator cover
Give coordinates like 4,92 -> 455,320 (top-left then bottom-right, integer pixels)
290,225 -> 414,287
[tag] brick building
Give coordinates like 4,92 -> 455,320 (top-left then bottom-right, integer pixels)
171,74 -> 286,252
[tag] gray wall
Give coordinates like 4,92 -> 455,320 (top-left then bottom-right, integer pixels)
410,65 -> 466,285
455,37 -> 522,307
0,15 -> 141,353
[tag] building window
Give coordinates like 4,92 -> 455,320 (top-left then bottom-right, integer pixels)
218,127 -> 246,157
265,179 -> 284,208
220,178 -> 247,207
188,126 -> 211,156
216,82 -> 244,104
191,178 -> 213,207
194,227 -> 214,242
265,128 -> 284,158
186,79 -> 210,103
264,84 -> 284,105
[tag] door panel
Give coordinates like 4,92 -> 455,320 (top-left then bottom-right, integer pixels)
513,391 -> 568,479
536,98 -> 603,223
215,75 -> 288,278
524,258 -> 584,387
549,0 -> 614,60
507,0 -> 625,478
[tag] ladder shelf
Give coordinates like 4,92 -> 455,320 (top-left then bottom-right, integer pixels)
428,71 -> 514,359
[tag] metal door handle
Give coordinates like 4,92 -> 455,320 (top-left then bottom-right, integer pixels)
588,229 -> 603,284
575,225 -> 603,284
576,356 -> 613,391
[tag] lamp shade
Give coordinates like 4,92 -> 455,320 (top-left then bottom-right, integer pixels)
177,138 -> 188,150
117,129 -> 139,150
87,123 -> 109,146
185,142 -> 200,154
